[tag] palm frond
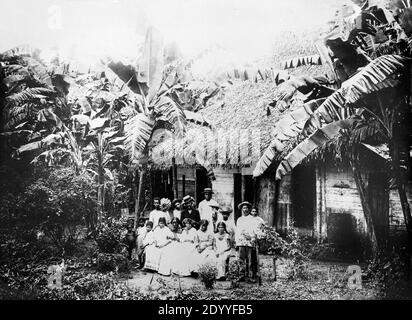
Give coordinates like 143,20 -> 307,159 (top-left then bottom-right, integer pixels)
341,54 -> 409,104
275,118 -> 356,180
153,95 -> 186,137
124,113 -> 155,160
252,98 -> 325,177
6,87 -> 56,106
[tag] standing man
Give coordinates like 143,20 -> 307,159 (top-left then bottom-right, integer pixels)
198,188 -> 215,226
218,206 -> 236,247
180,195 -> 201,229
235,201 -> 257,282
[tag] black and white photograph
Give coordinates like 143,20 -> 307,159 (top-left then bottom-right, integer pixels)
1,0 -> 412,307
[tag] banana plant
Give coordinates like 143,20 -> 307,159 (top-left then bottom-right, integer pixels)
105,27 -> 216,222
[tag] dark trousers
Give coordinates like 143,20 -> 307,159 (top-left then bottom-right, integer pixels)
238,246 -> 257,279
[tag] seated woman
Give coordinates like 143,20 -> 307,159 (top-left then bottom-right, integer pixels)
214,221 -> 232,280
144,217 -> 174,272
157,217 -> 181,276
194,219 -> 216,271
171,218 -> 198,276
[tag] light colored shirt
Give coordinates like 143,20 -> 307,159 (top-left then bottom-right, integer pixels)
173,209 -> 181,221
180,228 -> 197,243
198,199 -> 214,224
142,230 -> 155,247
149,209 -> 170,229
235,214 -> 257,247
251,216 -> 266,238
218,217 -> 236,239
153,227 -> 174,247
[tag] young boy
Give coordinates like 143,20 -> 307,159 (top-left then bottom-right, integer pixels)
123,225 -> 137,260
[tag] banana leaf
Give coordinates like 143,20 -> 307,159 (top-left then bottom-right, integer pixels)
252,98 -> 325,177
341,54 -> 409,104
137,27 -> 164,103
124,113 -> 155,160
275,118 -> 356,180
154,95 -> 186,137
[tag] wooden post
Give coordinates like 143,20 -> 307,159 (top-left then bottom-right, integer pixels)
172,157 -> 178,199
273,257 -> 277,281
182,175 -> 186,197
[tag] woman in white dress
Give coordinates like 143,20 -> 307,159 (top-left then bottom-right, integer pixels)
171,218 -> 198,276
194,219 -> 216,271
157,218 -> 181,276
214,221 -> 232,280
144,217 -> 174,272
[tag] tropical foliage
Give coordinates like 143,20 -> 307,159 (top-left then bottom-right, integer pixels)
253,0 -> 412,254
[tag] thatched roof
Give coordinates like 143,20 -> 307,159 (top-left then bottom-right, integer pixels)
150,63 -> 327,169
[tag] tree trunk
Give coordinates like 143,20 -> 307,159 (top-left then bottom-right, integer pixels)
134,166 -> 146,224
172,157 -> 178,199
392,136 -> 412,236
350,153 -> 379,257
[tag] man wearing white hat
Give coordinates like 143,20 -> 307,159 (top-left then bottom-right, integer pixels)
235,201 -> 258,282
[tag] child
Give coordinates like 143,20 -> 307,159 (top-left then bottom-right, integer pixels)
138,221 -> 154,269
123,225 -> 137,260
214,221 -> 232,280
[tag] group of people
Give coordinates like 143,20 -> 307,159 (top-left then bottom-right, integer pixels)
123,188 -> 265,281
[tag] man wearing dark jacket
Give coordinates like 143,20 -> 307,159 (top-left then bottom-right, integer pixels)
180,195 -> 200,229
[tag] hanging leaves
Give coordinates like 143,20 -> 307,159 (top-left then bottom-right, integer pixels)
252,98 -> 325,177
124,113 -> 155,161
275,118 -> 356,180
341,54 -> 409,104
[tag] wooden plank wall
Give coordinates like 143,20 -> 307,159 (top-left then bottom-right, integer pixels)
389,186 -> 412,234
322,166 -> 367,235
176,167 -> 196,199
276,173 -> 292,234
212,167 -> 239,208
256,175 -> 276,227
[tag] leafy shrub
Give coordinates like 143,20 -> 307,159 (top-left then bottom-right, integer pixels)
96,253 -> 130,273
198,263 -> 217,289
258,225 -> 288,255
94,216 -> 128,254
284,227 -> 310,280
365,248 -> 412,298
227,259 -> 246,288
0,167 -> 97,256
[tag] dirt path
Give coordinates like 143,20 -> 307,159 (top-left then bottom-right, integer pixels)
125,255 -> 378,299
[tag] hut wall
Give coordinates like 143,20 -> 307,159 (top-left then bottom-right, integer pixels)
389,185 -> 412,235
211,167 -> 239,208
275,173 -> 292,234
256,175 -> 276,227
320,166 -> 368,246
176,167 -> 196,199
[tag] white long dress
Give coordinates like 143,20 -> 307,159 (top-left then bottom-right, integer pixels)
171,228 -> 198,276
144,227 -> 173,271
214,233 -> 231,278
157,230 -> 181,276
193,229 -> 216,271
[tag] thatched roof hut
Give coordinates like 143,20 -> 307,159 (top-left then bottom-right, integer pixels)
150,62 -> 329,170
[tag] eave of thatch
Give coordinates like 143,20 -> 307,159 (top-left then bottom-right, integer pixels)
150,63 -> 327,169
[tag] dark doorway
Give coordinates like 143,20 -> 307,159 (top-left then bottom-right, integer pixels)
151,169 -> 174,200
233,173 -> 242,221
195,167 -> 211,205
243,175 -> 255,204
368,171 -> 389,244
291,165 -> 315,229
